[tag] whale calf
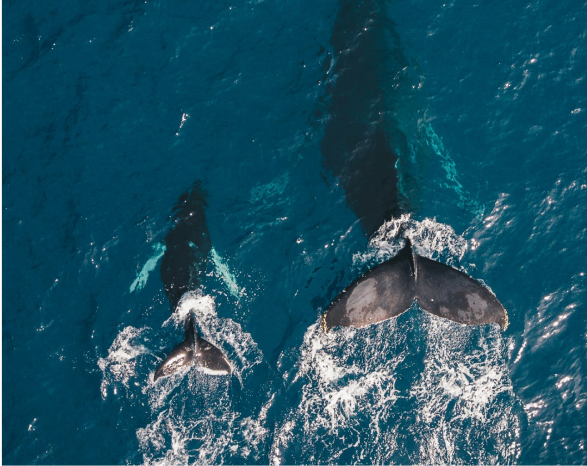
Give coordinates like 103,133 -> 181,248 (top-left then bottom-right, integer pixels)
154,182 -> 231,380
320,0 -> 508,330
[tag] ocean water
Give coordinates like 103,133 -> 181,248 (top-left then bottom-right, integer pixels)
3,0 -> 587,464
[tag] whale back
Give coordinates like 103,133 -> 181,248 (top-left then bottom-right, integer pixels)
160,182 -> 212,310
321,0 -> 410,236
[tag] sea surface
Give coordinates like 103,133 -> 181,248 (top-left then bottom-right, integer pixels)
3,0 -> 587,464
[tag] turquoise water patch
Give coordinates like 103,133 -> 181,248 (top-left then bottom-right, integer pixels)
423,123 -> 485,217
250,172 -> 290,205
211,248 -> 243,300
129,242 -> 166,293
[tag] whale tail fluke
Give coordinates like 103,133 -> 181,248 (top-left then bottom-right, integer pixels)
322,238 -> 508,332
414,251 -> 508,329
154,315 -> 231,381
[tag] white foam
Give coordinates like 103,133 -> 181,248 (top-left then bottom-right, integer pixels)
107,213 -> 523,463
138,371 -> 273,465
350,214 -> 469,275
161,291 -> 216,328
177,292 -> 264,380
98,326 -> 152,399
272,318 -> 520,464
271,321 -> 404,464
412,315 -> 521,463
196,366 -> 231,376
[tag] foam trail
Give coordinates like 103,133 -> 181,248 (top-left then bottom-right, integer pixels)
158,290 -> 264,385
130,242 -> 166,293
411,315 -> 521,464
137,386 -> 274,466
272,218 -> 522,464
138,361 -> 271,464
271,321 -> 405,465
99,289 -> 272,464
138,292 -> 270,463
98,326 -> 153,399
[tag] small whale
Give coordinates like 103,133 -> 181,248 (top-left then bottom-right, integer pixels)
320,0 -> 507,331
154,182 -> 231,381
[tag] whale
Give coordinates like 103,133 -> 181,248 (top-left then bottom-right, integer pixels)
320,0 -> 508,331
154,182 -> 231,380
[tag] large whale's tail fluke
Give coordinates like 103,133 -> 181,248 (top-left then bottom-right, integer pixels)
154,314 -> 231,381
414,250 -> 508,329
322,238 -> 508,332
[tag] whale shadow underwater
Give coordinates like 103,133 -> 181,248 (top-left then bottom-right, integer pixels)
319,0 -> 508,332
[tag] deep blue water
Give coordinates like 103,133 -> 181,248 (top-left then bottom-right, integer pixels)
3,0 -> 587,464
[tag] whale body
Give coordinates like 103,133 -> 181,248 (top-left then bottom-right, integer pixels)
154,182 -> 231,380
321,0 -> 508,330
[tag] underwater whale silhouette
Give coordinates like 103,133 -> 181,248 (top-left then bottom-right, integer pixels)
320,0 -> 508,331
154,182 -> 231,380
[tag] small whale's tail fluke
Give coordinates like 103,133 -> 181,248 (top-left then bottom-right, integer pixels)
154,314 -> 231,381
322,238 -> 508,332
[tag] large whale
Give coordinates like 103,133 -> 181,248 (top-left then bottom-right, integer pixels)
154,182 -> 231,380
320,0 -> 508,331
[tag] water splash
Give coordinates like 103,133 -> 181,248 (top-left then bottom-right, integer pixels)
160,291 -> 264,385
412,316 -> 521,464
353,214 -> 468,269
99,286 -> 271,463
137,382 -> 273,465
98,326 -> 153,399
271,321 -> 405,465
